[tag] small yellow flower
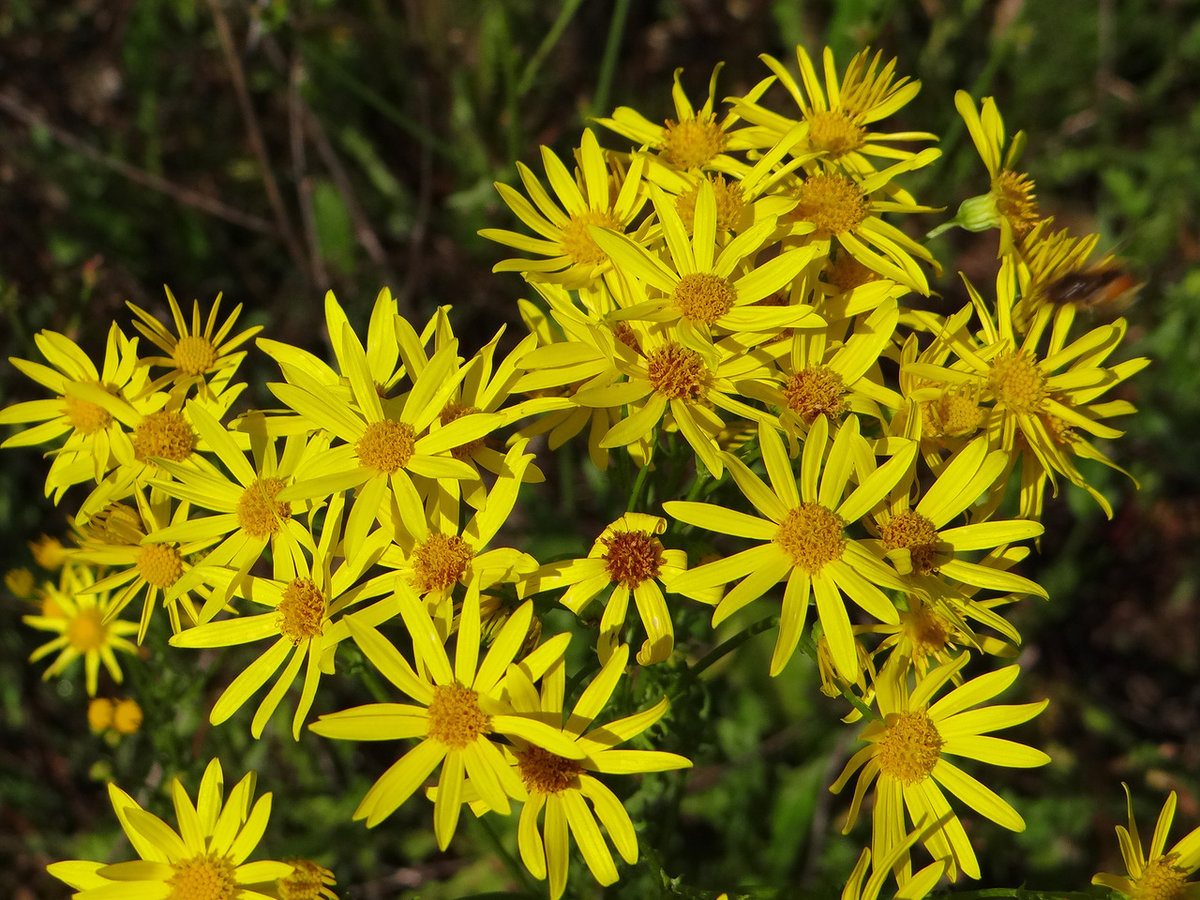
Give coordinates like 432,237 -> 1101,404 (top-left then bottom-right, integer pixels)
1093,783 -> 1200,898
87,697 -> 115,733
31,534 -> 69,570
23,563 -> 140,697
46,758 -> 293,899
271,858 -> 339,900
831,654 -> 1050,881
5,567 -> 34,598
112,697 -> 143,735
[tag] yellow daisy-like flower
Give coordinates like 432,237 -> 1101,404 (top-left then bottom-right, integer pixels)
1092,783 -> 1200,898
266,326 -> 499,566
149,404 -> 321,619
930,91 -> 1039,250
864,435 -> 1046,603
73,490 -> 213,641
830,654 -> 1050,881
734,45 -> 936,174
268,858 -> 339,900
310,584 -> 580,850
904,257 -> 1150,518
741,296 -> 901,443
524,512 -> 695,665
666,416 -> 916,680
591,180 -> 824,352
472,645 -> 691,900
783,154 -> 942,295
127,287 -> 261,401
111,696 -> 144,735
0,323 -> 146,500
170,491 -> 391,739
46,758 -> 292,900
23,562 -> 139,696
31,533 -> 70,570
480,128 -> 649,289
595,63 -> 757,173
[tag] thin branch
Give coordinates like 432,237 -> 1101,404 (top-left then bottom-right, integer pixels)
205,0 -> 310,279
0,90 -> 274,234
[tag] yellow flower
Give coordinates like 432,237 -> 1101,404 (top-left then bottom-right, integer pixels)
46,758 -> 292,899
471,646 -> 691,899
5,567 -> 34,598
830,654 -> 1050,881
734,45 -> 936,175
1092,783 -> 1200,898
841,817 -> 949,900
112,696 -> 144,735
270,858 -> 339,900
524,511 -> 696,665
595,63 -> 754,172
480,128 -> 649,289
23,563 -> 139,696
30,533 -> 69,570
73,489 -> 213,641
904,257 -> 1149,518
311,584 -> 580,850
170,491 -> 391,739
930,92 -> 1039,249
126,287 -> 260,401
667,416 -> 916,679
87,697 -> 115,733
0,323 -> 147,500
149,404 -> 322,619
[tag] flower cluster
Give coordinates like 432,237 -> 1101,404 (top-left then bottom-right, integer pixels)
5,43 -> 1156,900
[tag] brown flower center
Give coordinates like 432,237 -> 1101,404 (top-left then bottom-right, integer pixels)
646,342 -> 706,400
277,577 -> 326,644
517,744 -> 584,794
793,173 -> 870,234
878,511 -> 941,575
783,366 -> 847,425
673,272 -> 736,324
411,533 -> 474,594
602,530 -> 665,588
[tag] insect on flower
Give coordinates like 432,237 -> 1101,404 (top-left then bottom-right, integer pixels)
1043,263 -> 1140,313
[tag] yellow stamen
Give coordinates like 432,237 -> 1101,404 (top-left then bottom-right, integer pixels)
660,114 -> 727,169
439,401 -> 486,461
411,533 -> 474,594
646,342 -> 706,400
133,409 -> 196,462
878,511 -> 941,574
773,504 -> 846,574
236,478 -> 291,539
426,683 -> 490,749
673,272 -> 736,324
517,744 -> 584,794
988,349 -> 1046,415
136,543 -> 184,588
1131,854 -> 1189,900
67,607 -> 107,652
355,420 -> 415,473
877,710 -> 943,784
602,530 -> 664,588
277,577 -> 326,644
783,366 -> 846,425
166,853 -> 237,900
675,175 -> 746,233
992,169 -> 1039,239
173,334 -> 218,375
62,394 -> 112,436
807,109 -> 866,158
561,210 -> 621,267
793,173 -> 869,235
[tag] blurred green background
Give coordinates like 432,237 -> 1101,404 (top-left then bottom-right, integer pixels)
3,1 -> 1200,898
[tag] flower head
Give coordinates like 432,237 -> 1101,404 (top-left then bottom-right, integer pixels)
1092,784 -> 1200,900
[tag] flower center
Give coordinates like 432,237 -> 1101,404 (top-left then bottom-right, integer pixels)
426,683 -> 491,749
824,253 -> 879,292
439,401 -> 486,461
277,859 -> 333,900
660,113 -> 728,170
879,511 -> 941,575
673,272 -> 736,324
807,109 -> 866,158
172,334 -> 218,376
137,543 -> 184,588
62,394 -> 112,436
988,349 -> 1047,416
783,366 -> 847,424
602,530 -> 665,588
517,744 -> 584,794
675,175 -> 746,233
355,419 -> 415,473
411,533 -> 474,594
793,173 -> 870,234
646,342 -> 706,400
236,477 -> 291,539
992,169 -> 1039,239
902,602 -> 951,658
133,409 -> 197,462
922,386 -> 984,439
877,710 -> 943,785
166,853 -> 237,900
611,321 -> 641,352
67,607 -> 107,652
1132,853 -> 1189,900
773,503 -> 846,574
277,577 -> 326,644
561,209 -> 621,267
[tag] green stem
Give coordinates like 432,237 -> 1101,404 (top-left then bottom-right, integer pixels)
590,0 -> 632,119
516,0 -> 587,100
689,614 -> 778,678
